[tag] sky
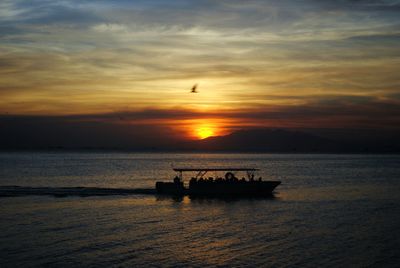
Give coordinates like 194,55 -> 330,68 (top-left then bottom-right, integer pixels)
1,0 -> 400,140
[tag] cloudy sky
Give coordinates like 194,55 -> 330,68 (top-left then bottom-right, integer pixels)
1,0 -> 399,139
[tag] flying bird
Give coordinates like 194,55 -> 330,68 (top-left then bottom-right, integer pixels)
190,84 -> 198,93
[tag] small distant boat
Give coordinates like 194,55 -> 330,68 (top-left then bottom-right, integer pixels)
156,167 -> 281,197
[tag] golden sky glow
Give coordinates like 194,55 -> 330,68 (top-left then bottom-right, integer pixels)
1,0 -> 400,139
196,125 -> 215,139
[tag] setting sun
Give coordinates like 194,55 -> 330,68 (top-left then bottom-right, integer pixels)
196,126 -> 215,139
183,118 -> 231,140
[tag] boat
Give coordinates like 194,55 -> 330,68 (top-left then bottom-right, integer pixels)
155,167 -> 281,197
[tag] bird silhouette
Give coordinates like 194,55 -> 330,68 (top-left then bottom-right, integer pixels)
190,83 -> 198,93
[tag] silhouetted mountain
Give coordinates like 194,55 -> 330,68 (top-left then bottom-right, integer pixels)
190,128 -> 400,153
191,129 -> 337,152
1,114 -> 399,152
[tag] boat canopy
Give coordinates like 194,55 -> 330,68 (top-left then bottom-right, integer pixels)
173,167 -> 259,172
172,167 -> 260,180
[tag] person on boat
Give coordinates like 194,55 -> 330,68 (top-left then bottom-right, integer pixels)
173,176 -> 180,184
225,172 -> 235,182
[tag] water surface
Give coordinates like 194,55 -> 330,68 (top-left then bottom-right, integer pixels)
1,153 -> 399,267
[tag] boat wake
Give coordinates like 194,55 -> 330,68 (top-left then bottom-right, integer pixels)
0,186 -> 156,197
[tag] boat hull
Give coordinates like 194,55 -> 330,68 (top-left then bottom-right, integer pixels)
189,181 -> 281,197
155,181 -> 281,197
155,182 -> 186,195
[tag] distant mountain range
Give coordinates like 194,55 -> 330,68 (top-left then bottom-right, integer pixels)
1,116 -> 399,153
188,128 -> 400,153
192,129 -> 339,152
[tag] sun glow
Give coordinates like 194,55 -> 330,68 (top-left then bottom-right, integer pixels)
185,118 -> 233,140
196,125 -> 215,139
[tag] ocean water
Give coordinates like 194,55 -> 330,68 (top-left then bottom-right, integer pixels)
0,153 -> 399,267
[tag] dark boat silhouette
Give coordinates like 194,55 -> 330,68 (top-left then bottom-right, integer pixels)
156,167 -> 281,197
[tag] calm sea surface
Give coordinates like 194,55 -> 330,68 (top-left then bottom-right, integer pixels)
0,153 -> 399,267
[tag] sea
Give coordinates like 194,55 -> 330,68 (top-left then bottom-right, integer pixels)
0,152 -> 399,267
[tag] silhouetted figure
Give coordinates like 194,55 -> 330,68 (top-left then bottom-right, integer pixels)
225,172 -> 235,181
258,177 -> 262,182
174,176 -> 180,184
